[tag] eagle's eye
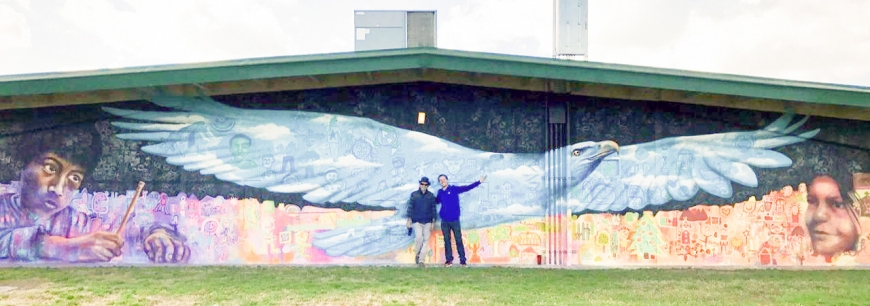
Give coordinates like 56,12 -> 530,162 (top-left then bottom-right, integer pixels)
572,149 -> 582,156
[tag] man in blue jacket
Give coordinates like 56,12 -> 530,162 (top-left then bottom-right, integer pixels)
406,176 -> 437,267
436,174 -> 485,267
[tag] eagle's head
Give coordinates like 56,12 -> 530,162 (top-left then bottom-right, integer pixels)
570,140 -> 620,180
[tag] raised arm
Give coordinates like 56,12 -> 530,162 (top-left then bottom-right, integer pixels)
455,181 -> 482,194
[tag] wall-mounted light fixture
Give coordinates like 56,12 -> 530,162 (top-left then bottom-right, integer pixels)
417,112 -> 427,124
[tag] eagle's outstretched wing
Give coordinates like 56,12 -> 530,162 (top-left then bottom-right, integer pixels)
104,92 -> 490,210
571,113 -> 819,213
106,92 -> 518,257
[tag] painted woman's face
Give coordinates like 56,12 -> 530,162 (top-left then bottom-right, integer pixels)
805,176 -> 860,258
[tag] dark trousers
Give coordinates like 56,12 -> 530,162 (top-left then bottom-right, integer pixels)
441,221 -> 466,264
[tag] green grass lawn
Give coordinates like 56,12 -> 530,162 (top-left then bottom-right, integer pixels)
0,265 -> 867,305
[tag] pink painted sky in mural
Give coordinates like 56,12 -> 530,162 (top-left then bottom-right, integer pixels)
0,0 -> 869,87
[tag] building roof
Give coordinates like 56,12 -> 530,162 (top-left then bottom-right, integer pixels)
1,47 -> 868,120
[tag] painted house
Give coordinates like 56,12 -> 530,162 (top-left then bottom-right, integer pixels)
0,47 -> 868,267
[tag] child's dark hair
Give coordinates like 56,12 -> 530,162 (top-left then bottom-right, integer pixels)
16,122 -> 103,177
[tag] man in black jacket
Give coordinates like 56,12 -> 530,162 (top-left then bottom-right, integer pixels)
406,176 -> 437,267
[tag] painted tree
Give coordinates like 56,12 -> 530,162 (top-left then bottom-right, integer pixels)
486,225 -> 512,257
467,230 -> 480,245
467,231 -> 482,263
629,214 -> 666,259
596,231 -> 611,253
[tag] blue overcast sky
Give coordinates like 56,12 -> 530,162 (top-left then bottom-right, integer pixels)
1,0 -> 869,87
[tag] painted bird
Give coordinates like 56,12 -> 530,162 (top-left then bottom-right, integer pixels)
104,92 -> 818,257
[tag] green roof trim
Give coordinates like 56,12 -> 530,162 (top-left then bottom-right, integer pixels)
1,47 -> 869,108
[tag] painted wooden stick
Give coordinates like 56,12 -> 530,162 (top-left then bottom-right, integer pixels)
116,181 -> 146,235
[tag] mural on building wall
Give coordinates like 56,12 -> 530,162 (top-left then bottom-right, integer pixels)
0,83 -> 867,266
570,175 -> 870,265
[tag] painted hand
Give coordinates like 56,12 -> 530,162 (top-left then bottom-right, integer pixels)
44,231 -> 124,263
144,228 -> 190,263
